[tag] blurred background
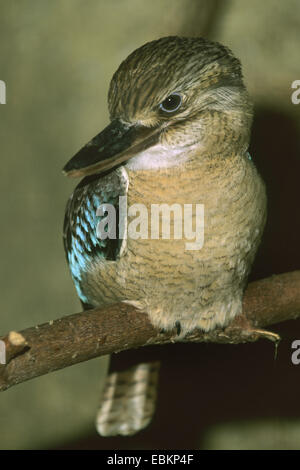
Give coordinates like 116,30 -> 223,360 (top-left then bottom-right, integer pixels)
0,0 -> 299,449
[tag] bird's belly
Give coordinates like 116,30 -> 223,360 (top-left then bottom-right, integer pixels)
83,158 -> 266,333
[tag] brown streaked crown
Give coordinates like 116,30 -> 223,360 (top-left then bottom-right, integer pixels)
108,36 -> 248,124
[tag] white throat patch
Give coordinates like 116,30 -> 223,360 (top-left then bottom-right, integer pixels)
125,143 -> 189,171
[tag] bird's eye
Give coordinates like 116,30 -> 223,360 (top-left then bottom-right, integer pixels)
159,93 -> 182,113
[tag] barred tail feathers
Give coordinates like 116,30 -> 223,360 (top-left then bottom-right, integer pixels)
96,361 -> 160,436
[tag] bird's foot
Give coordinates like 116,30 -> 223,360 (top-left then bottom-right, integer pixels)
218,315 -> 281,357
242,327 -> 280,344
159,322 -> 181,338
223,315 -> 280,341
175,321 -> 182,336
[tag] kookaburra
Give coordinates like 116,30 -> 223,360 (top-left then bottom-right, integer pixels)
63,36 -> 267,437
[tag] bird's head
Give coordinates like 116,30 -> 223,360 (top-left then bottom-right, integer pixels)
63,36 -> 253,177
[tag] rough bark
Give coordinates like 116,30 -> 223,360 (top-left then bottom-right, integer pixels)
1,271 -> 300,392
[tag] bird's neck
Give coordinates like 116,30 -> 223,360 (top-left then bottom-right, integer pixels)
126,109 -> 251,173
194,109 -> 252,157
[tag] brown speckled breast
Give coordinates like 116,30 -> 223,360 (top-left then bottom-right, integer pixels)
83,150 -> 266,333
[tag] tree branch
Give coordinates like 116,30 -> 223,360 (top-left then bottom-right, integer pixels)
1,271 -> 300,392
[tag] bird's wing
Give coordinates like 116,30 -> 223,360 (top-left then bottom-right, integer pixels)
63,167 -> 129,305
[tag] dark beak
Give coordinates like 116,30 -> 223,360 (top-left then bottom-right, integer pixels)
63,119 -> 160,177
